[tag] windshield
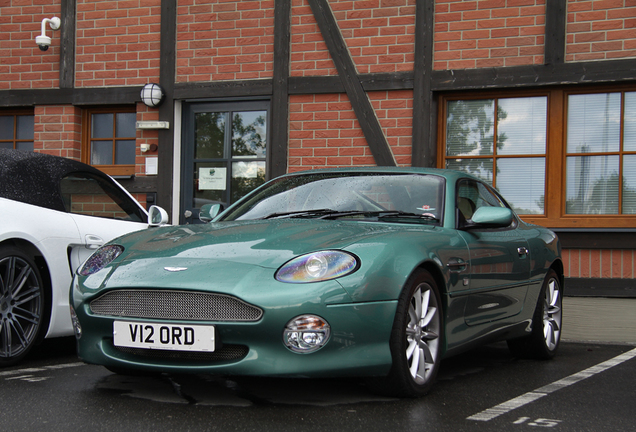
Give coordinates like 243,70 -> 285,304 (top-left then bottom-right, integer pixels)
220,172 -> 445,224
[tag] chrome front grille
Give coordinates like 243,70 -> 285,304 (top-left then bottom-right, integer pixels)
90,290 -> 263,322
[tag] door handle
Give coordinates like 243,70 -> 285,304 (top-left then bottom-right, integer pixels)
517,247 -> 528,257
84,234 -> 104,250
447,257 -> 468,272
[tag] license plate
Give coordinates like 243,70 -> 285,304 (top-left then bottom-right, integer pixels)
113,321 -> 215,352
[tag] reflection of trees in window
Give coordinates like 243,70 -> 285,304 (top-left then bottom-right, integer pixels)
232,113 -> 266,157
445,99 -> 508,179
195,113 -> 225,159
232,170 -> 266,202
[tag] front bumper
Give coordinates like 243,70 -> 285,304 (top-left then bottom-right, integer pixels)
72,279 -> 398,378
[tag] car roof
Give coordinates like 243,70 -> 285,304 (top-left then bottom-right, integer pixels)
0,148 -> 113,212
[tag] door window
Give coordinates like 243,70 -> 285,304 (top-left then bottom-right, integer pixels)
182,101 -> 269,223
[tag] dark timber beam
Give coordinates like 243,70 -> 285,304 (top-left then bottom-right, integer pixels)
412,0 -> 436,168
270,0 -> 291,178
157,0 -> 177,215
544,0 -> 566,65
306,0 -> 396,166
59,0 -> 75,88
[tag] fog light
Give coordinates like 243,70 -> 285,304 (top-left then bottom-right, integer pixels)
283,315 -> 330,353
70,306 -> 82,339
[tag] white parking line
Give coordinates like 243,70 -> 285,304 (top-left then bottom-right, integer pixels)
0,362 -> 85,378
467,347 -> 636,422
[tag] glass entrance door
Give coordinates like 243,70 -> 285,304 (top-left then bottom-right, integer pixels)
181,101 -> 270,224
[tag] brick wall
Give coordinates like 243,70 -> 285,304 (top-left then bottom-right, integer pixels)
288,90 -> 412,171
433,0 -> 545,69
291,0 -> 416,77
75,0 -> 161,87
0,0 -> 61,89
34,105 -> 82,159
136,103 -> 159,177
566,0 -> 636,61
562,249 -> 635,279
176,0 -> 275,82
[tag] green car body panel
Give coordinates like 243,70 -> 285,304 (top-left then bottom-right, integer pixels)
71,168 -> 562,379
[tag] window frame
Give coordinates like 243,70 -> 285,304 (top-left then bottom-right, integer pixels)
438,84 -> 636,229
0,109 -> 35,151
81,106 -> 137,177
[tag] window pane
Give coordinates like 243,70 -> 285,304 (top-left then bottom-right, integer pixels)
566,155 -> 619,214
16,115 -> 34,140
497,97 -> 547,155
115,140 -> 136,165
497,158 -> 545,214
0,116 -> 13,140
231,161 -> 266,202
446,158 -> 493,184
195,112 -> 225,159
116,113 -> 136,138
624,92 -> 636,152
232,111 -> 267,158
567,93 -> 620,154
92,114 -> 114,138
16,141 -> 34,151
622,155 -> 636,214
0,142 -> 12,149
446,99 -> 495,157
91,141 -> 113,165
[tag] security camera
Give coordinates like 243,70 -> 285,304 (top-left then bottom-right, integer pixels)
36,35 -> 51,51
35,17 -> 60,52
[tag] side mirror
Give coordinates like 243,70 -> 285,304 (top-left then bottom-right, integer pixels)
465,207 -> 513,229
199,203 -> 224,223
148,205 -> 169,227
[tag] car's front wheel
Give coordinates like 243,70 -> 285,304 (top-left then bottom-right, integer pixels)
374,270 -> 443,397
507,269 -> 562,359
0,246 -> 46,366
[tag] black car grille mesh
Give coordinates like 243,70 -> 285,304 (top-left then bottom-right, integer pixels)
114,344 -> 249,363
90,290 -> 263,322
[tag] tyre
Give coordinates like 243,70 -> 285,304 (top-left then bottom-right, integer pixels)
373,270 -> 443,397
507,269 -> 562,360
0,246 -> 47,366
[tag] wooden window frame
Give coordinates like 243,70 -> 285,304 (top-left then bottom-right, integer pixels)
438,84 -> 636,229
82,106 -> 137,177
0,109 -> 35,151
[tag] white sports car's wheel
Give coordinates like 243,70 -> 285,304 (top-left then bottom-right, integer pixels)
508,269 -> 562,359
374,270 -> 443,397
0,246 -> 46,366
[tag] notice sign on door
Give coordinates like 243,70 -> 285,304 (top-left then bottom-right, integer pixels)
199,167 -> 227,190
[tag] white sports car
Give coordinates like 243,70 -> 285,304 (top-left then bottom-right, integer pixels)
0,149 -> 166,365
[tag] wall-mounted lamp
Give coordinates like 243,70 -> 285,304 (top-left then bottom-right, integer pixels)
140,83 -> 165,107
36,17 -> 61,51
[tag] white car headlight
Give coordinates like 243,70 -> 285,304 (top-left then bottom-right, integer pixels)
78,244 -> 124,276
275,250 -> 358,283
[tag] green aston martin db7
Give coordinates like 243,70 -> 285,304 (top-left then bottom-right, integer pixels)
70,168 -> 563,397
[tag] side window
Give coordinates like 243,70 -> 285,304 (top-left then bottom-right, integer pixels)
60,173 -> 145,222
457,179 -> 505,224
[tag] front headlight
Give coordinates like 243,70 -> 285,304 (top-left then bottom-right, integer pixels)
78,244 -> 124,276
275,250 -> 358,283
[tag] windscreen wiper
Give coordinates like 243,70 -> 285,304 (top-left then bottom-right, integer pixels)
262,209 -> 337,219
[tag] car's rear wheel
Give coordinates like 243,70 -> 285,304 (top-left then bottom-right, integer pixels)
507,269 -> 562,359
373,270 -> 443,397
0,246 -> 46,366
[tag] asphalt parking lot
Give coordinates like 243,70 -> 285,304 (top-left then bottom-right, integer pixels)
1,337 -> 634,432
